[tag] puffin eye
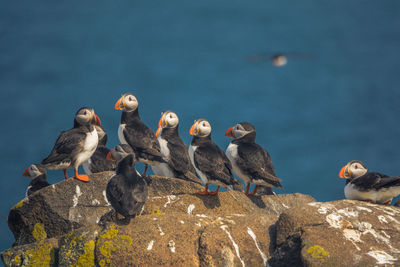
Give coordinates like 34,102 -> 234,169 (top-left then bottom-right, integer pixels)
355,164 -> 358,169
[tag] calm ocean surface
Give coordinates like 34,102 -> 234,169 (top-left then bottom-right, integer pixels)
1,1 -> 399,252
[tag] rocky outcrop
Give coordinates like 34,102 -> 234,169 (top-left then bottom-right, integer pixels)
270,200 -> 400,266
2,172 -> 400,266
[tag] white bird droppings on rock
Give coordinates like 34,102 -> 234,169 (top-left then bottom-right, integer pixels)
326,213 -> 343,228
247,227 -> 267,265
72,185 -> 82,207
168,240 -> 176,253
147,240 -> 154,251
367,250 -> 397,265
187,204 -> 195,214
221,225 -> 245,267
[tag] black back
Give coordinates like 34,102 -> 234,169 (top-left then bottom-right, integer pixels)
121,109 -> 163,163
232,131 -> 281,187
26,174 -> 50,196
348,172 -> 400,191
191,135 -> 237,186
161,127 -> 197,178
106,154 -> 148,218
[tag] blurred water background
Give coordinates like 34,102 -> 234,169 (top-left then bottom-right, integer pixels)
1,0 -> 399,252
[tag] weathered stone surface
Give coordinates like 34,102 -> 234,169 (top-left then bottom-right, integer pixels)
1,222 -> 58,267
270,200 -> 400,266
8,171 -> 113,247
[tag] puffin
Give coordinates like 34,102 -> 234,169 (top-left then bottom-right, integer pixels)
105,144 -> 148,222
23,164 -> 50,196
188,119 -> 241,195
114,93 -> 164,175
152,110 -> 200,183
225,122 -> 282,195
82,125 -> 116,174
339,160 -> 400,205
41,107 -> 101,182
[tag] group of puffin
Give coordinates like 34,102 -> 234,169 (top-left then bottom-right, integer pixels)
22,93 -> 400,221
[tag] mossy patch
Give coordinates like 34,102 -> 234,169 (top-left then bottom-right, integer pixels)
32,223 -> 47,242
12,200 -> 24,210
25,243 -> 57,266
59,231 -> 96,266
151,210 -> 165,215
307,245 -> 329,260
96,225 -> 133,266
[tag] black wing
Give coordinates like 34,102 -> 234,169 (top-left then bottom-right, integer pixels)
106,175 -> 127,216
194,143 -> 234,185
123,124 -> 163,158
167,138 -> 193,173
42,128 -> 86,165
236,143 -> 282,188
352,172 -> 400,190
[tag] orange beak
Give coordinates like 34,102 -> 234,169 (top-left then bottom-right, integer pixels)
106,149 -> 115,161
338,165 -> 347,178
23,167 -> 29,177
114,97 -> 123,110
225,126 -> 234,138
155,114 -> 165,138
93,113 -> 101,126
189,122 -> 197,135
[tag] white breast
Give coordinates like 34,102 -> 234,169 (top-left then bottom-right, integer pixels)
226,143 -> 250,184
118,124 -> 128,145
74,128 -> 98,168
158,137 -> 170,159
152,137 -> 174,177
345,183 -> 400,204
189,145 -> 208,184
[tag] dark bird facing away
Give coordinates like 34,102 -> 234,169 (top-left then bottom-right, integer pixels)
105,144 -> 149,222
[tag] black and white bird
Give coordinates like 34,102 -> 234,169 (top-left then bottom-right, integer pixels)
41,107 -> 101,182
105,144 -> 148,222
225,122 -> 282,195
23,164 -> 50,196
114,93 -> 164,175
339,160 -> 400,205
152,111 -> 200,183
188,119 -> 241,195
82,125 -> 116,174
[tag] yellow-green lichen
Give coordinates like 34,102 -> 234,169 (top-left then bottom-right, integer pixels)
25,243 -> 56,266
14,255 -> 21,264
96,225 -> 133,266
32,223 -> 47,242
307,245 -> 329,259
76,240 -> 95,266
151,210 -> 165,215
12,200 -> 24,210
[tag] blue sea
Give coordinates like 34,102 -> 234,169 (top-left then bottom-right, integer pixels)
1,0 -> 400,253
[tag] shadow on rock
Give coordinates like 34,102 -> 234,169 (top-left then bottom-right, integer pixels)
193,194 -> 221,209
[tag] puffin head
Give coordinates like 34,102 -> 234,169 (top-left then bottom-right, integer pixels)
338,160 -> 367,179
189,119 -> 211,138
23,164 -> 46,178
74,107 -> 101,127
225,122 -> 255,139
106,144 -> 136,162
156,110 -> 179,137
114,93 -> 138,112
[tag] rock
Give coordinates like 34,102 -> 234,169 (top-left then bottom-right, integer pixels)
269,200 -> 400,266
3,170 -> 317,266
7,171 -> 113,247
